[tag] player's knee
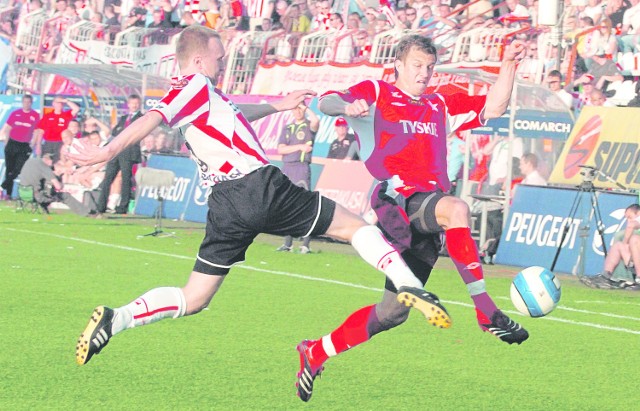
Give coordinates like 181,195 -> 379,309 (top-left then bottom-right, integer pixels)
446,198 -> 471,227
183,293 -> 213,315
629,235 -> 640,248
377,304 -> 410,331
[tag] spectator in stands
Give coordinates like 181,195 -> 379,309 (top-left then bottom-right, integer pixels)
587,51 -> 624,90
362,6 -> 377,33
352,29 -> 372,61
581,203 -> 640,290
52,0 -> 68,17
272,0 -> 287,24
326,13 -> 354,62
18,153 -> 95,216
0,94 -> 40,200
516,39 -> 540,81
256,17 -> 272,30
596,17 -> 619,58
583,0 -> 604,24
311,0 -> 331,30
148,8 -> 172,28
519,153 -> 546,186
575,16 -> 600,64
203,0 -> 222,29
500,0 -> 530,26
152,130 -> 175,153
546,70 -> 577,110
96,94 -> 143,215
103,4 -> 120,26
276,102 -> 320,254
327,117 -> 356,160
281,3 -> 311,33
125,5 -> 147,28
415,5 -> 435,28
465,0 -> 492,19
605,0 -> 628,31
33,97 -> 80,162
394,7 -> 408,27
54,129 -> 77,181
626,81 -> 640,107
403,7 -> 418,29
374,13 -> 392,33
619,0 -> 640,53
347,12 -> 362,29
572,72 -> 597,107
589,88 -> 616,106
66,119 -> 82,139
81,116 -> 110,139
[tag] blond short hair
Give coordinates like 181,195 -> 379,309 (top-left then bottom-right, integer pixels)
175,25 -> 221,69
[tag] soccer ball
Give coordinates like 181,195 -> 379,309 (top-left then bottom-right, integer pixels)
510,266 -> 561,317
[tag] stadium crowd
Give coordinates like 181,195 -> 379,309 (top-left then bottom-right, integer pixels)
1,0 -> 640,220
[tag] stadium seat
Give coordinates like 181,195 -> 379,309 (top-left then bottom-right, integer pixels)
16,185 -> 47,214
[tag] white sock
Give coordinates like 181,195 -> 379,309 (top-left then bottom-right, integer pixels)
107,193 -> 120,210
111,287 -> 186,335
351,225 -> 422,289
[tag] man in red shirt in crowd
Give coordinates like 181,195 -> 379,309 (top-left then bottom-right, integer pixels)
33,96 -> 80,162
0,95 -> 41,199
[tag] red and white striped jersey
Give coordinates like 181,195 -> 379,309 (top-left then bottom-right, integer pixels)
151,73 -> 269,186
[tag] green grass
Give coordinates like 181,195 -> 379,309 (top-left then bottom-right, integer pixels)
1,204 -> 639,410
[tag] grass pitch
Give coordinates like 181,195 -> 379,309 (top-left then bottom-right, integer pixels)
1,204 -> 638,410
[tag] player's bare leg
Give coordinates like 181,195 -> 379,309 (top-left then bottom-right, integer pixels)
434,196 -> 528,344
76,271 -> 225,365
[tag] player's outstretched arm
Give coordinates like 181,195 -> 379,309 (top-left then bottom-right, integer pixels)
318,94 -> 370,117
68,111 -> 163,166
483,40 -> 526,119
237,89 -> 317,122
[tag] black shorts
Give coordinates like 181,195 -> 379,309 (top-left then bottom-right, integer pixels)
193,166 -> 335,275
383,190 -> 449,293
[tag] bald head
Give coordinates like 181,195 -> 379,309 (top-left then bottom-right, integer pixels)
175,25 -> 222,70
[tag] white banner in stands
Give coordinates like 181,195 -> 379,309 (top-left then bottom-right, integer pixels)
250,61 -> 387,95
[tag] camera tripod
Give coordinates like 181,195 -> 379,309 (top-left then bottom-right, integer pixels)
550,179 -> 608,275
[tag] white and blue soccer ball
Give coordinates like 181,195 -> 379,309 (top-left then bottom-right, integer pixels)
510,266 -> 561,317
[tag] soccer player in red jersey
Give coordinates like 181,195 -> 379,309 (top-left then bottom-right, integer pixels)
70,26 -> 451,376
294,35 -> 529,402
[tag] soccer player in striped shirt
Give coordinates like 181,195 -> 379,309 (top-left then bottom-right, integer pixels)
71,26 -> 451,378
294,35 -> 529,402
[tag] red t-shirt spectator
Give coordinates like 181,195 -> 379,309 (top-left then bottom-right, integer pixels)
36,110 -> 74,142
6,109 -> 40,143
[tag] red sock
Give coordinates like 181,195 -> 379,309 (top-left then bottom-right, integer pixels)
308,305 -> 378,368
445,227 -> 498,321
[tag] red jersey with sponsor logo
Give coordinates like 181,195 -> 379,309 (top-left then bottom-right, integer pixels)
7,109 -> 40,143
36,110 -> 74,142
151,73 -> 269,187
321,80 -> 486,196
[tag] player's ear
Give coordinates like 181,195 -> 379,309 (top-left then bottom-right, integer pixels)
394,59 -> 401,72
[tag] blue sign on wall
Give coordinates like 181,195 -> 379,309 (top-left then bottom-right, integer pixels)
495,185 -> 636,276
135,155 -> 199,221
471,109 -> 573,140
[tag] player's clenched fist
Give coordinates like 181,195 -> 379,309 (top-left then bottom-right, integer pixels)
503,40 -> 526,62
344,99 -> 370,118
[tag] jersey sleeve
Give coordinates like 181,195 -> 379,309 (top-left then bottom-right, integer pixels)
320,80 -> 378,106
6,111 -> 17,126
442,93 -> 487,133
151,74 -> 210,129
